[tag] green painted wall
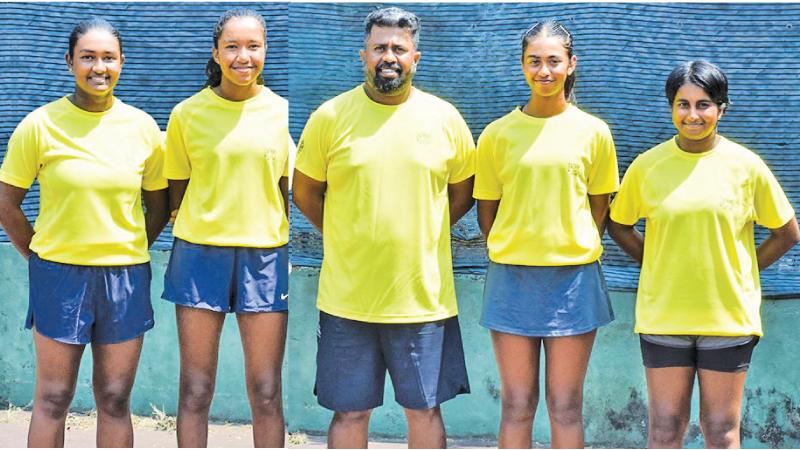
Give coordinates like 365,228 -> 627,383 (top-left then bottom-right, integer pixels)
1,243 -> 799,447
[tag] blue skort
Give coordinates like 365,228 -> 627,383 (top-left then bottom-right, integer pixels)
480,261 -> 614,337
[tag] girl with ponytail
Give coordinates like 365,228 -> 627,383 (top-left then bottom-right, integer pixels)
473,20 -> 619,448
161,8 -> 290,447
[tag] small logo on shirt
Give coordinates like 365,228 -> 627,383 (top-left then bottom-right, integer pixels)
265,147 -> 278,160
567,162 -> 582,176
416,131 -> 433,145
297,139 -> 305,154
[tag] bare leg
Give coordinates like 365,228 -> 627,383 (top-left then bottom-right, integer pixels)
405,406 -> 446,448
175,305 -> 225,447
92,336 -> 144,447
237,311 -> 288,448
697,369 -> 747,449
27,329 -> 85,447
491,331 -> 542,449
543,330 -> 597,449
645,367 -> 696,448
328,410 -> 371,449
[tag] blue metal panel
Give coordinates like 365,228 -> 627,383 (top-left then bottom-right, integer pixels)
0,2 -> 288,249
288,2 -> 800,296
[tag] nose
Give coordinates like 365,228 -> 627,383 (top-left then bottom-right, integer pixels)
92,59 -> 107,73
382,49 -> 397,63
687,106 -> 701,120
537,64 -> 551,77
236,47 -> 250,62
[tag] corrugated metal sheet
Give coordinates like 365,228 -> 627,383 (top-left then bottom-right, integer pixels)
0,2 -> 288,249
288,2 -> 800,296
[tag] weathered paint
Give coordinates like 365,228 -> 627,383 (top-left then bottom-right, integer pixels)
1,244 -> 799,447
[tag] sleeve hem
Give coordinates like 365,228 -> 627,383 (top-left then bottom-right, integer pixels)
0,171 -> 33,189
296,166 -> 326,182
473,189 -> 501,200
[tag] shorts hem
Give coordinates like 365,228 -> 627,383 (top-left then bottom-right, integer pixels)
397,385 -> 471,410
317,398 -> 385,412
28,320 -> 153,345
162,295 -> 229,313
236,307 -> 289,314
480,318 -> 613,337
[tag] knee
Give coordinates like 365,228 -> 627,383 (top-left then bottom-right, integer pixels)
501,388 -> 538,424
248,379 -> 282,416
649,413 -> 688,446
405,406 -> 442,424
36,384 -> 76,419
180,376 -> 216,413
332,410 -> 371,426
701,414 -> 739,448
546,393 -> 583,427
94,384 -> 132,419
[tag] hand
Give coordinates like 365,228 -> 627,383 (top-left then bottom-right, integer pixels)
169,209 -> 179,224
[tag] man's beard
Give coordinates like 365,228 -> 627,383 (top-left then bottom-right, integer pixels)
366,61 -> 415,94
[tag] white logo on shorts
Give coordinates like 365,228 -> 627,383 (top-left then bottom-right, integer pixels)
281,293 -> 289,301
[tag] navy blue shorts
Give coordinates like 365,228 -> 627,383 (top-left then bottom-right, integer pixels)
26,253 -> 154,345
480,261 -> 614,337
162,238 -> 289,313
315,312 -> 470,412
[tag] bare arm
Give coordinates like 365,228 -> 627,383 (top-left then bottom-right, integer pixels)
0,181 -> 33,259
589,193 -> 611,238
477,199 -> 500,239
142,188 -> 169,247
608,219 -> 644,264
292,169 -> 327,233
279,176 -> 289,219
757,216 -> 800,270
167,179 -> 189,223
448,176 -> 475,226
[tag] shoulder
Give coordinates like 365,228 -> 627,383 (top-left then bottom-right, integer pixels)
259,87 -> 288,110
114,100 -> 159,129
170,89 -> 213,117
626,140 -> 674,174
569,106 -> 612,136
413,88 -> 463,118
481,110 -> 518,139
308,87 -> 360,123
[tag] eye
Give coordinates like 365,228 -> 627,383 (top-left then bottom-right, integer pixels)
81,55 -> 94,60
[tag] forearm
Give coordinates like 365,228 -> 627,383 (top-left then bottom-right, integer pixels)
757,217 -> 800,270
476,199 -> 499,239
448,177 -> 475,226
0,205 -> 34,259
143,188 -> 170,247
295,194 -> 324,232
608,220 -> 644,264
589,194 -> 611,237
292,170 -> 326,233
279,177 -> 289,219
449,195 -> 474,226
168,179 -> 189,213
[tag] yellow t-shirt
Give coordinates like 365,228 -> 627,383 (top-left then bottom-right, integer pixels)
296,86 -> 476,323
474,106 -> 619,265
610,136 -> 795,336
164,87 -> 289,248
0,96 -> 166,265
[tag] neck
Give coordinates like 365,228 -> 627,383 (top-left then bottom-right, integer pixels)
676,132 -> 719,154
214,80 -> 262,102
69,89 -> 114,113
362,83 -> 413,106
523,93 -> 568,118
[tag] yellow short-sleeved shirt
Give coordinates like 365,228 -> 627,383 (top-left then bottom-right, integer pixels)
474,106 -> 619,266
610,136 -> 795,336
0,96 -> 166,265
296,86 -> 475,323
164,87 -> 289,248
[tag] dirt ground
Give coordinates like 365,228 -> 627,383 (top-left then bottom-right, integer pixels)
0,408 -> 496,448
